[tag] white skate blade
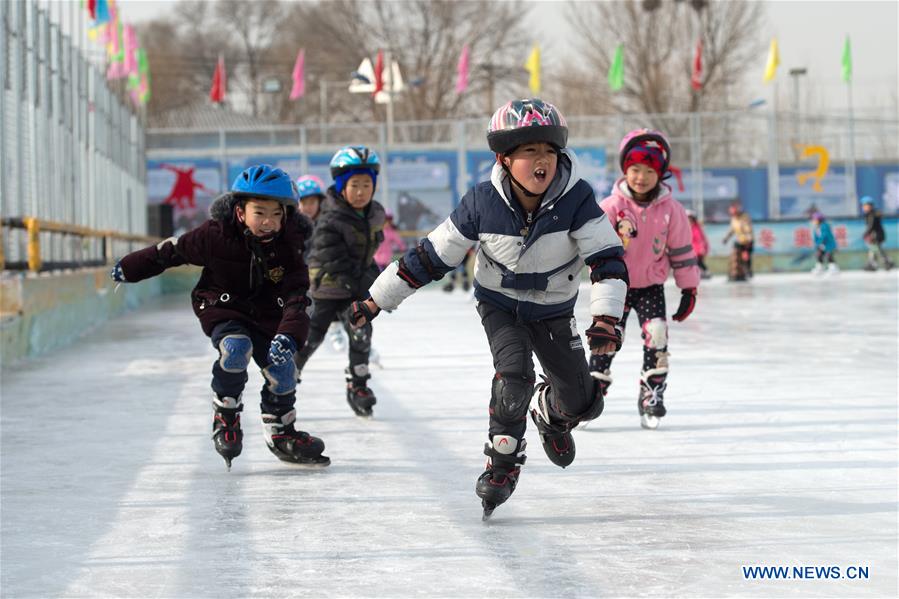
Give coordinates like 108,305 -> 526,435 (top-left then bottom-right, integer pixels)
640,413 -> 660,430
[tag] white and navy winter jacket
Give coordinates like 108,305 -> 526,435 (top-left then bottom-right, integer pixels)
369,150 -> 628,322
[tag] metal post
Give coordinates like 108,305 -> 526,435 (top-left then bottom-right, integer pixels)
766,108 -> 780,219
691,112 -> 704,221
0,0 -> 8,222
846,79 -> 857,206
378,123 -> 389,209
455,121 -> 467,207
219,128 -> 227,194
299,125 -> 309,174
320,80 -> 328,144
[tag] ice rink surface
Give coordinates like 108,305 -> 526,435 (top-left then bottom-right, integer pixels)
2,271 -> 897,598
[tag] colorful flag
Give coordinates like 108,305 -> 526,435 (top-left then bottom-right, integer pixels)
608,44 -> 624,91
763,38 -> 779,83
373,49 -> 384,97
210,55 -> 226,103
691,38 -> 703,91
455,44 -> 470,95
524,45 -> 540,94
289,49 -> 305,100
95,0 -> 109,24
87,0 -> 97,20
841,36 -> 852,83
123,24 -> 137,75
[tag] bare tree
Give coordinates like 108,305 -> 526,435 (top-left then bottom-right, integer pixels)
268,0 -> 533,132
563,0 -> 765,124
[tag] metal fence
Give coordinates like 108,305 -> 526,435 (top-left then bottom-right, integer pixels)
147,109 -> 899,222
1,0 -> 146,269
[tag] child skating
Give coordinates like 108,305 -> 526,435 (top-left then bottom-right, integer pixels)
346,98 -> 628,519
810,211 -> 839,275
111,165 -> 330,469
293,146 -> 386,418
594,129 -> 700,430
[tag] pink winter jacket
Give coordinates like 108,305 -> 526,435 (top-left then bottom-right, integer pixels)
374,225 -> 407,270
690,221 -> 709,257
599,179 -> 701,290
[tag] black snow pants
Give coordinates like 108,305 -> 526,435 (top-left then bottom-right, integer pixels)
294,297 -> 373,383
477,302 -> 595,443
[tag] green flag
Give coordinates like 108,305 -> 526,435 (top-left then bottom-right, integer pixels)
841,36 -> 852,83
608,44 -> 624,92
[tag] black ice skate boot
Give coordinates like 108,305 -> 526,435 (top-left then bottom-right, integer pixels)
475,435 -> 527,521
529,380 -> 576,468
638,369 -> 668,430
212,394 -> 243,470
345,367 -> 377,418
261,409 -> 330,467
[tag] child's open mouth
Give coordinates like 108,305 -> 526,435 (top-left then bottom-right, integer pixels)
534,168 -> 547,182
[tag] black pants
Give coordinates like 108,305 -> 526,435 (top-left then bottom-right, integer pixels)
294,297 -> 372,381
590,284 -> 668,377
816,248 -> 835,264
477,302 -> 594,441
210,320 -> 294,415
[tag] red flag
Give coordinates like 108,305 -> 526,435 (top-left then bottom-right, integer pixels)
87,0 -> 97,19
372,49 -> 384,97
691,38 -> 703,91
210,55 -> 226,103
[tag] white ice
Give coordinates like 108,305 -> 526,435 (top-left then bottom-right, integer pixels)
1,271 -> 897,597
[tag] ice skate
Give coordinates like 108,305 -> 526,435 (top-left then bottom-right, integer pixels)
638,371 -> 668,430
811,263 -> 824,275
212,394 -> 243,470
826,262 -> 840,275
261,409 -> 330,467
327,322 -> 348,352
475,435 -> 526,521
345,367 -> 376,418
529,380 -> 575,468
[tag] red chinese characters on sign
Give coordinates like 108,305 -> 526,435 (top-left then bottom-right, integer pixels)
758,228 -> 776,250
793,227 -> 814,248
833,225 -> 848,248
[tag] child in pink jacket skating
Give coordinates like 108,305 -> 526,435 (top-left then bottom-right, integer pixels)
373,212 -> 407,270
593,129 -> 700,429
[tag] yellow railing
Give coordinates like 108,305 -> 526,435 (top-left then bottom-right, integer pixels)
1,217 -> 161,273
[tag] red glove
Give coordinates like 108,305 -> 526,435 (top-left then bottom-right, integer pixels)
585,316 -> 622,353
672,288 -> 697,322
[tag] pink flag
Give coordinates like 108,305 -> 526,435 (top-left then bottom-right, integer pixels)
123,24 -> 137,75
455,44 -> 470,95
691,38 -> 703,91
289,49 -> 305,100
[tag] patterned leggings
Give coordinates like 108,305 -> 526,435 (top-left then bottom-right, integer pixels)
589,284 -> 668,377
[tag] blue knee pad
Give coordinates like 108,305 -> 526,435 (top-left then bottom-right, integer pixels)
263,361 -> 297,396
219,334 -> 253,373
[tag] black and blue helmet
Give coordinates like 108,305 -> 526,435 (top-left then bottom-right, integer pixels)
230,164 -> 298,206
329,146 -> 381,179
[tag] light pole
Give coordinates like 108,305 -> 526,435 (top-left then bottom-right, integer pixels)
319,72 -> 371,143
789,67 -> 807,146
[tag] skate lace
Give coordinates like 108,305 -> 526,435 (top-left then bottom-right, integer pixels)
643,381 -> 667,407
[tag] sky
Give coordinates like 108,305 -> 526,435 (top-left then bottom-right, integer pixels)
97,0 -> 899,117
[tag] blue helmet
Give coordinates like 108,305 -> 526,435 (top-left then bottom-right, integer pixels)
860,196 -> 875,206
329,146 -> 381,179
296,175 -> 326,200
231,164 -> 297,206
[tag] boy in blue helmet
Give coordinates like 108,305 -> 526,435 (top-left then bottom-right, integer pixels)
293,146 -> 387,418
111,164 -> 330,469
347,99 -> 627,519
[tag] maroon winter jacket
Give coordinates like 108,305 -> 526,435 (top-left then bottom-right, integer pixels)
118,201 -> 311,346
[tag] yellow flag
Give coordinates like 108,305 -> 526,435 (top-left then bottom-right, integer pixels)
763,38 -> 780,83
525,45 -> 541,94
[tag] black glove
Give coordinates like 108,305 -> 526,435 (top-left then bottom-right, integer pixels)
346,299 -> 380,328
585,315 -> 622,353
672,288 -> 697,322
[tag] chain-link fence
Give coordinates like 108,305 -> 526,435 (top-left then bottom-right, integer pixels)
1,0 -> 146,269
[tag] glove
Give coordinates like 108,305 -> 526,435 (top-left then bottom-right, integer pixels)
585,315 -> 622,354
672,288 -> 697,322
110,261 -> 127,283
347,299 -> 380,328
268,333 -> 297,366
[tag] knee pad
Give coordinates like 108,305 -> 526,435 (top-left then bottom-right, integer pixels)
490,373 -> 534,426
348,322 -> 372,350
262,360 -> 297,396
218,334 -> 253,373
642,317 -> 668,349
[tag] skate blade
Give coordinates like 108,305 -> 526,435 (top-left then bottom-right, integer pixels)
640,414 -> 660,430
279,456 -> 332,468
481,500 -> 497,521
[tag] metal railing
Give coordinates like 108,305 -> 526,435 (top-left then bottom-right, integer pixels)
0,217 -> 159,273
1,0 -> 147,269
